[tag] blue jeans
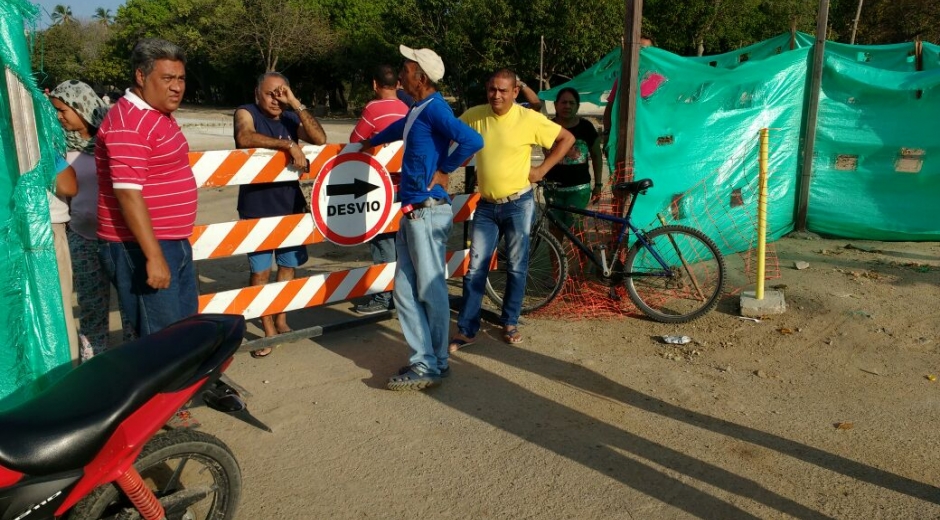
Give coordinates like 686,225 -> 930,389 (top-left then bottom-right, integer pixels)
393,204 -> 453,375
99,240 -> 198,338
457,191 -> 535,337
369,233 -> 396,305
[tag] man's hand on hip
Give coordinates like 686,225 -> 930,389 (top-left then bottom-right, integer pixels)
427,170 -> 449,192
528,165 -> 546,183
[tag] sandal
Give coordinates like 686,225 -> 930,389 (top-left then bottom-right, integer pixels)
448,333 -> 476,353
387,364 -> 441,391
503,326 -> 523,345
250,347 -> 273,359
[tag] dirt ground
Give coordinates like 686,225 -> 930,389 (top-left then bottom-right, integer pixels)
178,108 -> 940,519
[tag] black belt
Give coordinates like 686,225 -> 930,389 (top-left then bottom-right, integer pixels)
401,197 -> 447,219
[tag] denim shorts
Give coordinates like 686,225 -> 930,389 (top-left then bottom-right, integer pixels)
247,245 -> 309,273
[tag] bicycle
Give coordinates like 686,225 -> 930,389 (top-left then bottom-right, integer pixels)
485,179 -> 726,323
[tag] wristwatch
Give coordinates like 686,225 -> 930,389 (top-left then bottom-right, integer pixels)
295,104 -> 307,112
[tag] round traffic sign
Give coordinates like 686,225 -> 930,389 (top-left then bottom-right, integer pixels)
310,152 -> 394,246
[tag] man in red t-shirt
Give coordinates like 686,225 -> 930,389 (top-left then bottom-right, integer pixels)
349,64 -> 408,315
96,38 -> 198,339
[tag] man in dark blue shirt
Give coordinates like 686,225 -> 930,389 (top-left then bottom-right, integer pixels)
361,45 -> 483,390
234,72 -> 327,358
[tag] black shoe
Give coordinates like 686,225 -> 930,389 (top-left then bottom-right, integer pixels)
388,363 -> 442,391
356,299 -> 391,315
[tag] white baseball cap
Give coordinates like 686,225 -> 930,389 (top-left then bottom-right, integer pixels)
400,45 -> 445,83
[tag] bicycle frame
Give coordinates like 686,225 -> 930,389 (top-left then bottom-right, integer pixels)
536,195 -> 675,279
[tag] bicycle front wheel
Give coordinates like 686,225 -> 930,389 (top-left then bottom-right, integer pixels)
624,225 -> 725,323
485,227 -> 568,314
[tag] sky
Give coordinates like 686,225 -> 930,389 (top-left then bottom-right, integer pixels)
31,0 -> 126,27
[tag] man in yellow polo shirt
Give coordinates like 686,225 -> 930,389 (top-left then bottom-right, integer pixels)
450,69 -> 574,348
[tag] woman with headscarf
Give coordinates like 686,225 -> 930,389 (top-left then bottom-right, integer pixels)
48,80 -> 129,360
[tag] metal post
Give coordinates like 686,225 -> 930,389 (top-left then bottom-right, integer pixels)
789,18 -> 797,50
756,129 -> 769,300
539,35 -> 545,91
850,0 -> 864,45
613,0 -> 643,184
794,0 -> 829,232
5,68 -> 41,175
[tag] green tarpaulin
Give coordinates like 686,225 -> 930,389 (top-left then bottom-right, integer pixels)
540,33 -> 939,245
0,0 -> 71,405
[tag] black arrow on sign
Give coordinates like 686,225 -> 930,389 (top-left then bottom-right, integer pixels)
326,178 -> 380,199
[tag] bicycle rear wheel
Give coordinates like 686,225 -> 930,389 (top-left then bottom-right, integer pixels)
485,227 -> 568,314
624,225 -> 725,323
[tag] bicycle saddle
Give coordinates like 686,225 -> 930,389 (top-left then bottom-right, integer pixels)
0,314 -> 245,476
613,178 -> 653,194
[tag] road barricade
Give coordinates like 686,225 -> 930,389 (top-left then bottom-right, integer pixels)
188,142 -> 478,321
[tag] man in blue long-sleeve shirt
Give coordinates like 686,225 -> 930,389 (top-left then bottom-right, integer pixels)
360,45 -> 483,391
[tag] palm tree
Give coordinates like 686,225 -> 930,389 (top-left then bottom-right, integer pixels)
50,4 -> 74,25
93,7 -> 113,25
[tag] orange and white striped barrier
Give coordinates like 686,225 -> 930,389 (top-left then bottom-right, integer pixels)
189,142 -> 478,320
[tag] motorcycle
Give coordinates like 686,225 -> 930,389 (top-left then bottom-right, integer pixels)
0,313 -> 262,520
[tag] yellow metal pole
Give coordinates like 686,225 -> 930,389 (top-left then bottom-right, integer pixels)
756,128 -> 769,300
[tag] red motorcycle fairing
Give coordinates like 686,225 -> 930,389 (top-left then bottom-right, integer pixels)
0,468 -> 21,488
0,471 -> 80,520
53,381 -> 206,516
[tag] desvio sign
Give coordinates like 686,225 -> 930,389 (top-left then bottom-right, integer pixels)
310,151 -> 395,246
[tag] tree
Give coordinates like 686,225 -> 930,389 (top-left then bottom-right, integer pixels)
829,0 -> 940,44
50,4 -> 74,25
110,0 -> 247,103
93,7 -> 113,25
235,0 -> 338,73
31,19 -> 118,90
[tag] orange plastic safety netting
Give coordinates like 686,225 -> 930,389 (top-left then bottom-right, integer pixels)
528,160 -> 781,321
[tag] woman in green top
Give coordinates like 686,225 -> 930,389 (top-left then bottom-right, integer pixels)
544,87 -> 604,229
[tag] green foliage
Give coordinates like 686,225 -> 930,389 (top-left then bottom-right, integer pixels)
50,4 -> 74,25
31,19 -> 118,90
829,0 -> 940,44
26,0 -> 940,109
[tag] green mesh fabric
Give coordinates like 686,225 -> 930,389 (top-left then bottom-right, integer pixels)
540,33 -> 939,247
0,0 -> 71,405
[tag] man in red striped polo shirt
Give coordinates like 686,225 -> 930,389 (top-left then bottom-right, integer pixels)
350,64 -> 409,315
96,38 -> 198,340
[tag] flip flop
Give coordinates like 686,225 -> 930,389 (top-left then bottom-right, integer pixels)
448,334 -> 476,353
503,327 -> 523,345
250,347 -> 273,359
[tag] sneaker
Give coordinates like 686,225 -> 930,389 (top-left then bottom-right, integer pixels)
388,363 -> 441,391
164,409 -> 201,430
356,298 -> 390,315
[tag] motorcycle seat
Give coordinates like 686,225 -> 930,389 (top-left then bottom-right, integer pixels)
0,314 -> 245,476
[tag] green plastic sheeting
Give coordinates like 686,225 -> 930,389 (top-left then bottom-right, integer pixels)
541,33 -> 940,246
826,40 -> 940,72
0,0 -> 71,406
539,32 -> 815,107
686,32 -> 814,69
809,53 -> 940,240
611,47 -> 809,253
